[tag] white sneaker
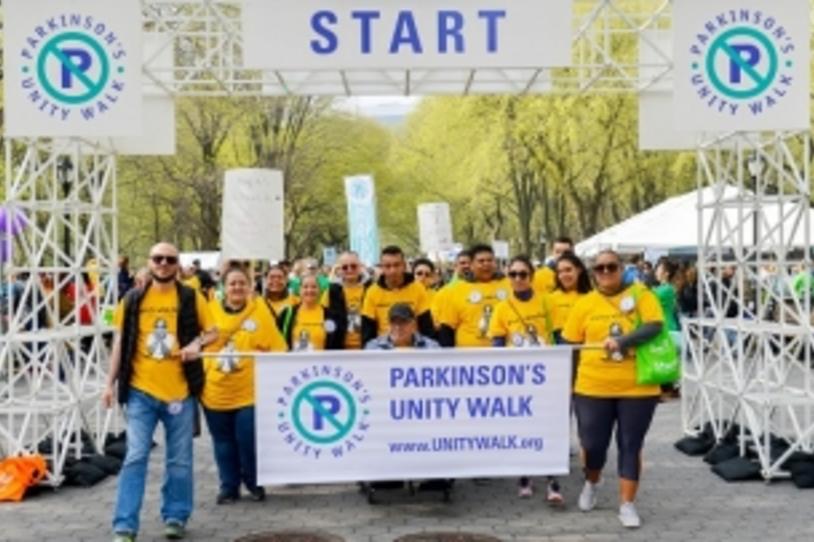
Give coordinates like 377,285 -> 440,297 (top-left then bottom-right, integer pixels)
618,502 -> 641,528
577,480 -> 598,512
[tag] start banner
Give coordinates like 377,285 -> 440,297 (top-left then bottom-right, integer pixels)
256,348 -> 572,485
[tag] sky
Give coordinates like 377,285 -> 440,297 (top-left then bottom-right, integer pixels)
333,96 -> 423,118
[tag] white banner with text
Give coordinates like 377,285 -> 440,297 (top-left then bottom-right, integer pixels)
3,0 -> 143,137
242,0 -> 573,70
256,348 -> 572,484
673,0 -> 810,131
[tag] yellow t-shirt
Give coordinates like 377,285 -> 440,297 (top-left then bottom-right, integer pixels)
431,283 -> 456,326
361,280 -> 430,336
182,275 -> 201,293
488,293 -> 552,347
549,289 -> 587,331
114,287 -> 215,403
265,293 -> 299,319
532,266 -> 556,296
202,298 -> 287,410
340,284 -> 365,349
438,278 -> 512,347
562,285 -> 663,398
291,305 -> 329,351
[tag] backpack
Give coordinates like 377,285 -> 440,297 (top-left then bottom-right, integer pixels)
0,455 -> 48,502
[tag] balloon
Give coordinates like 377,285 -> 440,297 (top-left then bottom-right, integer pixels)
0,206 -> 29,236
0,234 -> 11,264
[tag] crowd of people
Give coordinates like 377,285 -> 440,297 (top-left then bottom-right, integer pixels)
100,236 -> 708,542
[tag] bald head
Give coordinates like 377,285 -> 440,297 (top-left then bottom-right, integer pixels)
148,242 -> 180,285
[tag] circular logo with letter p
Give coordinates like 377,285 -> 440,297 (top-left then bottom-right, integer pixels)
292,381 -> 357,445
37,32 -> 110,105
706,27 -> 778,100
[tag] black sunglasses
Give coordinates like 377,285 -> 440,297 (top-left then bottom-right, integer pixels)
151,255 -> 178,265
508,271 -> 530,280
593,263 -> 620,274
341,264 -> 359,271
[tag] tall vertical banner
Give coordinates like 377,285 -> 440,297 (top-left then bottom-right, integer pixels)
221,169 -> 285,262
344,175 -> 380,267
3,0 -> 144,137
417,203 -> 454,256
673,0 -> 810,131
256,348 -> 572,484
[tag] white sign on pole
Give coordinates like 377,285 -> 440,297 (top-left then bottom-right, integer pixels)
221,169 -> 285,261
673,0 -> 811,131
242,0 -> 573,70
417,203 -> 454,255
3,0 -> 143,137
492,240 -> 510,260
256,348 -> 571,484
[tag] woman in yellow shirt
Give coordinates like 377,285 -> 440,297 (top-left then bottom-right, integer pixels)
202,265 -> 287,505
263,264 -> 298,319
487,255 -> 561,504
562,250 -> 664,529
549,252 -> 592,344
278,273 -> 345,351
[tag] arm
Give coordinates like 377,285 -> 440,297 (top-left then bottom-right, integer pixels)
605,322 -> 663,354
102,333 -> 122,408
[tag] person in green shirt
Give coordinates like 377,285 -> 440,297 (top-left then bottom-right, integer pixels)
654,259 -> 680,332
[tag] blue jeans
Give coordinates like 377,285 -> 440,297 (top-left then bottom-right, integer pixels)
203,406 -> 258,496
112,389 -> 195,535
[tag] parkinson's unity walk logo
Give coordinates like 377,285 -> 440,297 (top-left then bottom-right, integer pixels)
687,8 -> 799,119
17,12 -> 131,123
276,364 -> 372,460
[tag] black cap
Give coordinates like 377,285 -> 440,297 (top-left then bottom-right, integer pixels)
388,303 -> 415,322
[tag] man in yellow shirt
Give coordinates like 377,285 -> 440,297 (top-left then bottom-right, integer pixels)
438,244 -> 511,347
533,236 -> 574,296
361,245 -> 434,345
431,250 -> 471,325
102,243 -> 217,542
324,251 -> 371,349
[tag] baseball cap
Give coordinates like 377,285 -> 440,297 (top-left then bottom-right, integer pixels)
388,303 -> 415,322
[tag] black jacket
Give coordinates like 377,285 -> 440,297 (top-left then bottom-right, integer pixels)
277,304 -> 347,351
118,282 -> 202,405
325,280 -> 373,326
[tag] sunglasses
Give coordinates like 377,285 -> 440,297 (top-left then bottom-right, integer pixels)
593,263 -> 620,274
341,264 -> 359,271
508,271 -> 530,280
151,254 -> 178,265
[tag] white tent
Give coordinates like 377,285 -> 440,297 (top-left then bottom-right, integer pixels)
576,185 -> 814,257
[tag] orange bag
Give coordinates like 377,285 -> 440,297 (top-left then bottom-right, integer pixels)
0,455 -> 48,502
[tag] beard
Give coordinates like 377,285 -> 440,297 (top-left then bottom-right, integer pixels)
150,271 -> 175,284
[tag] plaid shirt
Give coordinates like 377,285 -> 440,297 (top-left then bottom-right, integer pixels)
364,333 -> 440,350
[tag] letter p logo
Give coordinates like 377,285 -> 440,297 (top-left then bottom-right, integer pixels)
312,394 -> 341,430
729,43 -> 761,84
60,48 -> 93,89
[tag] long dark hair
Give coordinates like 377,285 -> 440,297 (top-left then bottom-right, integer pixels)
555,251 -> 592,294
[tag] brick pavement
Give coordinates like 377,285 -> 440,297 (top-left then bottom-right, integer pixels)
1,402 -> 811,542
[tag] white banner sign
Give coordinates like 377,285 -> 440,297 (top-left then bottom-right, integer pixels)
673,0 -> 810,131
242,0 -> 573,70
256,348 -> 572,484
221,169 -> 285,262
3,0 -> 143,137
418,203 -> 454,255
345,175 -> 380,267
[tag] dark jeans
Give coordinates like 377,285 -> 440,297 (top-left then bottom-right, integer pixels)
573,394 -> 658,481
203,405 -> 258,496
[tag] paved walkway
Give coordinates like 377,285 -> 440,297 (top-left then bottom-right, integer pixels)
1,401 -> 811,542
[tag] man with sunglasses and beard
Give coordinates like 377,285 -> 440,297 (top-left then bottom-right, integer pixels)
324,251 -> 372,349
103,243 -> 218,542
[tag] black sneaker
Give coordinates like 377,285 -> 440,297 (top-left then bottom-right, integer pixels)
216,492 -> 238,505
164,521 -> 185,540
248,487 -> 266,502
